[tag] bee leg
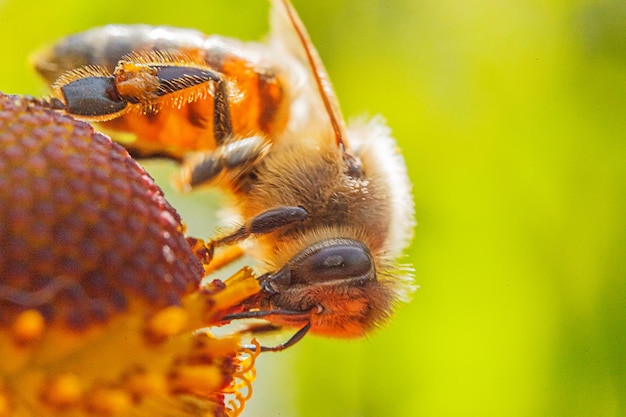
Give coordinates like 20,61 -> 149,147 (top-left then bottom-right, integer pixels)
186,234 -> 248,274
22,72 -> 129,122
212,78 -> 233,145
222,309 -> 312,351
180,136 -> 271,189
260,322 -> 312,352
183,153 -> 224,188
196,206 -> 306,273
181,75 -> 263,187
238,323 -> 311,352
21,95 -> 67,111
213,206 -> 307,246
204,245 -> 245,274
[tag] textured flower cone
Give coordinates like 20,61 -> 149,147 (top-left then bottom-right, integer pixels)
0,94 -> 261,417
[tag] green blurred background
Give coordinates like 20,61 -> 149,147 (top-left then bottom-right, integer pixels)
1,0 -> 625,416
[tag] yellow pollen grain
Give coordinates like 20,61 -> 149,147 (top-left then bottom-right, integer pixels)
12,309 -> 45,344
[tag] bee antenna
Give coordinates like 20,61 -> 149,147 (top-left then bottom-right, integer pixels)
278,0 -> 349,151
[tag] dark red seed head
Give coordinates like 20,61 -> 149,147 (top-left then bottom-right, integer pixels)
0,93 -> 203,329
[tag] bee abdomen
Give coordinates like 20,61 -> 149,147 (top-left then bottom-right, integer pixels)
34,25 -> 289,158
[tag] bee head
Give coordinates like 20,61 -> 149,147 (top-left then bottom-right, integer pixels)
244,238 -> 394,337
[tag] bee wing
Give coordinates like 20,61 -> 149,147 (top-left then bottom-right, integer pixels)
269,0 -> 350,151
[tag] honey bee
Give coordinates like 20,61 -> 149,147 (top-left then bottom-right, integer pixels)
33,0 -> 416,350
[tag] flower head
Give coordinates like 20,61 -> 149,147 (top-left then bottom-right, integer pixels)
0,94 -> 261,417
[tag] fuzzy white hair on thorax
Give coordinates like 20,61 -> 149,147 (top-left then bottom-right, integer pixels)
347,116 -> 416,257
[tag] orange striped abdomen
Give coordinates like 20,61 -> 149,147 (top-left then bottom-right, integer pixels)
34,25 -> 289,159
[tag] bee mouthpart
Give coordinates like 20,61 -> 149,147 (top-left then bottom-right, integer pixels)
221,309 -> 313,352
221,307 -> 311,321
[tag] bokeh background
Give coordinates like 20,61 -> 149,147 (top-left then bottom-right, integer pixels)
1,0 -> 625,416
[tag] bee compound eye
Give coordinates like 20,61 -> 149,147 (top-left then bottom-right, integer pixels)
302,243 -> 374,283
263,241 -> 376,291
